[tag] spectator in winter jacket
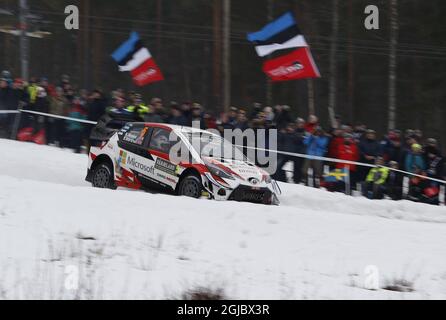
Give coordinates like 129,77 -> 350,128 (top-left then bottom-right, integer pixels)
263,106 -> 275,122
0,77 -> 13,109
273,123 -> 305,183
66,96 -> 87,153
167,102 -> 188,126
362,157 -> 389,200
327,128 -> 345,159
424,143 -> 444,180
352,124 -> 367,143
336,133 -> 360,188
188,103 -> 207,130
405,143 -> 426,174
87,89 -> 107,123
385,161 -> 404,200
304,114 -> 319,134
227,107 -> 238,127
11,78 -> 29,109
273,105 -> 292,130
303,127 -> 329,187
358,129 -> 381,180
48,87 -> 69,146
0,78 -> 14,138
217,112 -> 235,135
407,169 -> 440,205
31,87 -> 50,140
150,97 -> 168,123
234,109 -> 250,131
27,78 -> 39,106
381,129 -> 404,166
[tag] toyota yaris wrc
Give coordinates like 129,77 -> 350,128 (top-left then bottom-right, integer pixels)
86,121 -> 280,205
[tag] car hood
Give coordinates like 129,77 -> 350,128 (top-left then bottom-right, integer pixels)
205,157 -> 265,181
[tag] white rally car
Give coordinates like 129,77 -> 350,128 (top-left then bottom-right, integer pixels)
86,121 -> 280,205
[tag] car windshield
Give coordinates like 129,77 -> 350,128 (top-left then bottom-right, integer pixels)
184,132 -> 247,161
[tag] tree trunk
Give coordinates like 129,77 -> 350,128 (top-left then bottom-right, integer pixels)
388,0 -> 399,130
222,0 -> 231,113
83,0 -> 90,89
347,0 -> 355,123
307,79 -> 315,115
213,0 -> 222,109
328,0 -> 339,128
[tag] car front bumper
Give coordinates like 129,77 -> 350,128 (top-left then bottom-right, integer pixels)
203,173 -> 280,205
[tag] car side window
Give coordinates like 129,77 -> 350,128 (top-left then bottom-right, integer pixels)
122,125 -> 150,146
149,128 -> 172,154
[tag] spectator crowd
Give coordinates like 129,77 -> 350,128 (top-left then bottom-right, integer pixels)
0,70 -> 445,205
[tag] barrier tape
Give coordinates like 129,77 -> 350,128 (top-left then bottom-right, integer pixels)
19,109 -> 98,125
235,144 -> 446,185
2,108 -> 445,185
0,110 -> 20,114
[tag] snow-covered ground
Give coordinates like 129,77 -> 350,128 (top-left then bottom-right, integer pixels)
0,138 -> 445,299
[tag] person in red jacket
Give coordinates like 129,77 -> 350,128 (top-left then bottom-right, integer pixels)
304,114 -> 319,134
336,133 -> 360,189
328,128 -> 345,160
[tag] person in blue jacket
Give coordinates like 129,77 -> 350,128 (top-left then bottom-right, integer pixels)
405,143 -> 426,173
303,126 -> 329,187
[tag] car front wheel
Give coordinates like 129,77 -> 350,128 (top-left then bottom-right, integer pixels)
92,162 -> 116,189
178,175 -> 202,198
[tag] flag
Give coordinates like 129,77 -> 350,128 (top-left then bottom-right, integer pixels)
263,47 -> 320,81
111,32 -> 164,86
131,58 -> 164,86
247,12 -> 308,57
323,168 -> 348,183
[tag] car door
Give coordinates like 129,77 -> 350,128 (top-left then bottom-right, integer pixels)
147,127 -> 181,190
116,124 -> 156,187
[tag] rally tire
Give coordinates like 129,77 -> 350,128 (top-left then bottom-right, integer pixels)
91,162 -> 117,190
177,175 -> 203,199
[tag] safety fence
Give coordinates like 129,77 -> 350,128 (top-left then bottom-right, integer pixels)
1,108 -> 445,205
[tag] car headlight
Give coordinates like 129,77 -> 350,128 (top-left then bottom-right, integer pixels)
206,163 -> 235,180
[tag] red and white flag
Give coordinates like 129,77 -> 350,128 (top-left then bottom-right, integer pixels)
262,47 -> 320,82
130,57 -> 164,86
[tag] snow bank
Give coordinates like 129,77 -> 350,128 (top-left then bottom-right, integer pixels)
0,139 -> 446,299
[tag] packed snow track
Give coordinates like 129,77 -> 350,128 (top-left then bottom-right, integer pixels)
0,139 -> 445,299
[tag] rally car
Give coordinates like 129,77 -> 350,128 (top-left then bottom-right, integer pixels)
86,116 -> 280,205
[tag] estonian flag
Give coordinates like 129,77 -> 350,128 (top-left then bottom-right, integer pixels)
111,32 -> 164,86
247,12 -> 308,57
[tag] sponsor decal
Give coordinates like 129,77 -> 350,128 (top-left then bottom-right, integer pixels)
269,61 -> 303,77
123,127 -> 148,145
155,158 -> 177,176
156,172 -> 177,184
123,131 -> 140,144
118,150 -> 127,166
135,127 -> 148,145
230,165 -> 259,176
127,156 -> 154,175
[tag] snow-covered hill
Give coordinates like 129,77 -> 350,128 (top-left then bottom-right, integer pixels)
0,139 -> 445,299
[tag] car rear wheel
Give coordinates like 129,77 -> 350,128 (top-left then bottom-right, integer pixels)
178,175 -> 202,199
92,162 -> 116,189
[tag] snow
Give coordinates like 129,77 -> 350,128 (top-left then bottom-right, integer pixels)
0,138 -> 445,299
